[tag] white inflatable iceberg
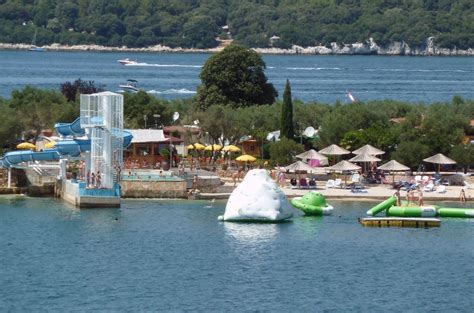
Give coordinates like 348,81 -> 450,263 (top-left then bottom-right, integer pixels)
218,169 -> 293,222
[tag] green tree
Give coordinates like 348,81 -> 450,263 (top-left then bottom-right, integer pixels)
196,45 -> 277,110
269,137 -> 304,165
280,79 -> 294,140
391,141 -> 431,169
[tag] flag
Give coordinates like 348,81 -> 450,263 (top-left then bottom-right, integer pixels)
347,91 -> 356,103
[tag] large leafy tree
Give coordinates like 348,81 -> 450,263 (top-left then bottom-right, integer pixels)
280,79 -> 294,140
196,44 -> 277,110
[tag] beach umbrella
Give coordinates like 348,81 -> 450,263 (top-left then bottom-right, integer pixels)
285,161 -> 315,173
423,153 -> 456,173
236,155 -> 257,162
16,142 -> 36,150
222,145 -> 241,152
349,153 -> 381,163
44,141 -> 56,149
352,144 -> 385,155
204,144 -> 222,151
296,149 -> 328,161
187,144 -> 195,150
327,160 -> 361,184
327,160 -> 361,172
319,144 -> 350,164
378,160 -> 410,183
190,143 -> 205,150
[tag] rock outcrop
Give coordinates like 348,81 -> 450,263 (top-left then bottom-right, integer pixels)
0,37 -> 472,55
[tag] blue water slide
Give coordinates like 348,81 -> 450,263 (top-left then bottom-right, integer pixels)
0,130 -> 133,167
123,130 -> 133,148
1,150 -> 60,167
55,139 -> 91,157
55,117 -> 85,137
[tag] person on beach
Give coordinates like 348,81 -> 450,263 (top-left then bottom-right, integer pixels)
406,189 -> 414,206
86,170 -> 91,188
91,172 -> 96,188
96,171 -> 101,188
394,188 -> 401,206
232,169 -> 242,186
460,188 -> 466,203
418,187 -> 424,206
192,174 -> 198,191
278,170 -> 286,188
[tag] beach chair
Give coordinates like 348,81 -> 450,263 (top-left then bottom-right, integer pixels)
424,181 -> 435,192
326,179 -> 335,188
436,185 -> 446,193
422,175 -> 430,183
299,178 -> 309,189
464,182 -> 473,190
334,178 -> 342,188
415,175 -> 422,183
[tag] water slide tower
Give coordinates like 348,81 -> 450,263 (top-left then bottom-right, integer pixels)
80,92 -> 124,189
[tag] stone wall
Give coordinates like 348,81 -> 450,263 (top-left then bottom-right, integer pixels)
121,180 -> 187,198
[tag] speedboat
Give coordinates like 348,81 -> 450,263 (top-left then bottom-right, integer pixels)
119,79 -> 139,92
117,58 -> 138,65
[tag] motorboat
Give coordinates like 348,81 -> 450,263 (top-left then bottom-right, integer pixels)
119,79 -> 139,92
117,58 -> 138,65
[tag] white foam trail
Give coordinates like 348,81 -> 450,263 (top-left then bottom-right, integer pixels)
125,63 -> 202,68
285,67 -> 342,70
147,88 -> 196,94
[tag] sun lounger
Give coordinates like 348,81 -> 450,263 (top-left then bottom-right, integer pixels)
436,185 -> 446,193
334,178 -> 342,188
326,179 -> 335,188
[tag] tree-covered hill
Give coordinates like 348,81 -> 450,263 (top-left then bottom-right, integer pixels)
0,0 -> 472,50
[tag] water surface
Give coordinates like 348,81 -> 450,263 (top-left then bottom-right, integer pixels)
1,51 -> 473,103
1,196 -> 473,311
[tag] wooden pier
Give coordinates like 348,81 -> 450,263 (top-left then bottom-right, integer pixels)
359,217 -> 441,228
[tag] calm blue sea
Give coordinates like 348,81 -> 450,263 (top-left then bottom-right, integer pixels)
1,196 -> 473,311
0,50 -> 473,103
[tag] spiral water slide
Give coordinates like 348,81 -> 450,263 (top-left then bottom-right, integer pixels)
0,118 -> 132,167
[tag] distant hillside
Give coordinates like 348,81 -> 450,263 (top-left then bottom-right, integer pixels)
0,0 -> 472,51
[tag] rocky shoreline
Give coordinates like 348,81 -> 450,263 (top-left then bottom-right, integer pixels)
1,37 -> 472,56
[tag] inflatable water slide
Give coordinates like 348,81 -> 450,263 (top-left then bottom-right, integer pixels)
367,196 -> 474,218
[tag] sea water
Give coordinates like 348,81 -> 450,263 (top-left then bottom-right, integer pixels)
1,50 -> 473,103
1,196 -> 473,311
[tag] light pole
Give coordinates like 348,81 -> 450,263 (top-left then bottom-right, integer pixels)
153,114 -> 160,129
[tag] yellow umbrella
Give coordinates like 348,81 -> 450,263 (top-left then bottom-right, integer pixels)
204,144 -> 222,151
189,143 -> 205,150
222,145 -> 241,152
16,142 -> 36,150
45,141 -> 56,149
187,144 -> 195,150
236,154 -> 257,162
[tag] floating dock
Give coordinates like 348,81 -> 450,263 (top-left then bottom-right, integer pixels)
359,217 -> 440,228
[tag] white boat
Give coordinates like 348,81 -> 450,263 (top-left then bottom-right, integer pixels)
117,58 -> 138,65
29,29 -> 44,52
119,79 -> 139,92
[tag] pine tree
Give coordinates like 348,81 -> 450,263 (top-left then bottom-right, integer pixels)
280,79 -> 294,139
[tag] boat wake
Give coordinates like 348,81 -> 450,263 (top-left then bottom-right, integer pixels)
125,63 -> 202,68
147,88 -> 196,94
286,67 -> 343,71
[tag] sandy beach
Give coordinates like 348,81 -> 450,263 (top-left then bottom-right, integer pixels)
212,176 -> 473,203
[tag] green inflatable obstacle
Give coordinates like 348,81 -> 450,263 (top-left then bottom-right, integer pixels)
367,197 -> 474,218
437,208 -> 474,218
366,196 -> 396,216
290,191 -> 334,216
